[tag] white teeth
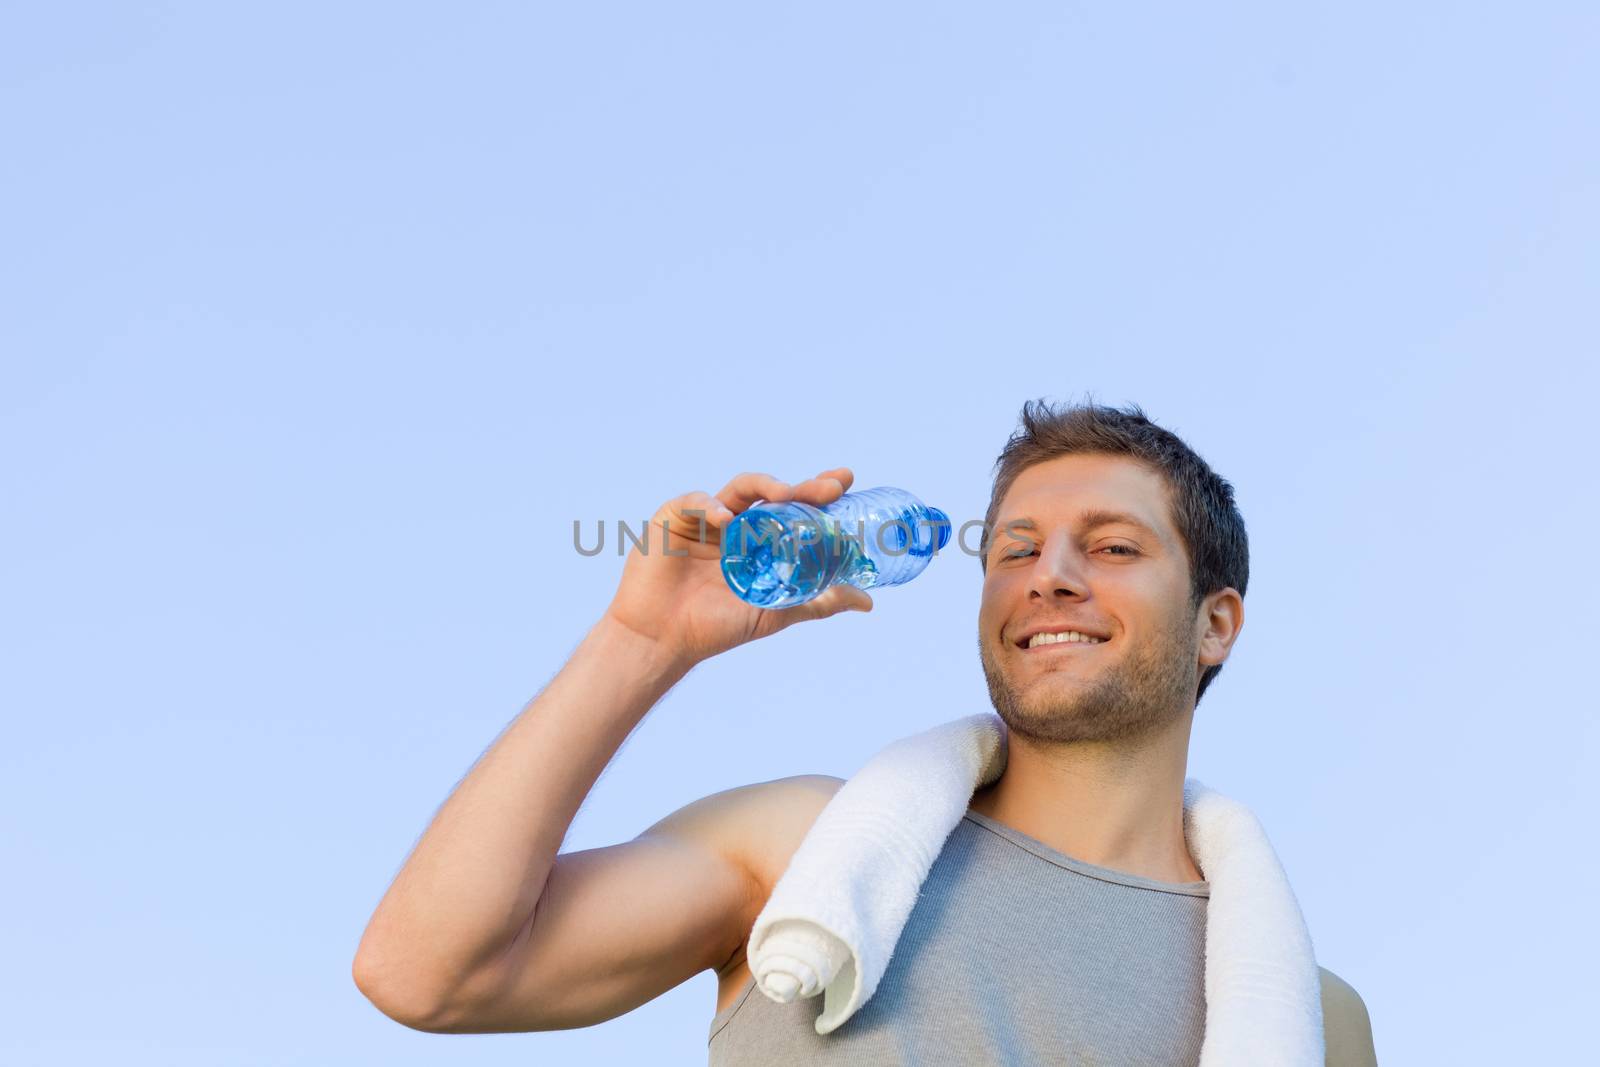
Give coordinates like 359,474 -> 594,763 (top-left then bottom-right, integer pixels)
1027,630 -> 1104,648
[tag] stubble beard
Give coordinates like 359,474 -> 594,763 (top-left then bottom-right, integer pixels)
979,600 -> 1199,747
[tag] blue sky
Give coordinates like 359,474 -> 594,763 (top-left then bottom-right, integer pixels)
2,3 -> 1596,1063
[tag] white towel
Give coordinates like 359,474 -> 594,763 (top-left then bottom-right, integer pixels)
745,711 -> 1325,1066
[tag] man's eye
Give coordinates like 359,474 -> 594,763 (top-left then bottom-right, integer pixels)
1002,545 -> 1137,561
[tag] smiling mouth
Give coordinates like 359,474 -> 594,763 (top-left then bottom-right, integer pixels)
1021,639 -> 1104,653
1013,629 -> 1112,651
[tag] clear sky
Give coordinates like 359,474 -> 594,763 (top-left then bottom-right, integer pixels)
3,3 -> 1596,1064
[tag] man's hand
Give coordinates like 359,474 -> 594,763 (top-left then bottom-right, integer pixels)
602,467 -> 873,669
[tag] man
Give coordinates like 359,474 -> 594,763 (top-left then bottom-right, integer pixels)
353,398 -> 1377,1064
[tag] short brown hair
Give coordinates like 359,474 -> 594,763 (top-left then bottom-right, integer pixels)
980,397 -> 1249,705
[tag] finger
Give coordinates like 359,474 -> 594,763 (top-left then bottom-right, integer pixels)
788,472 -> 848,507
813,585 -> 874,618
775,584 -> 873,629
815,466 -> 854,493
654,491 -> 734,541
787,465 -> 855,507
715,471 -> 794,514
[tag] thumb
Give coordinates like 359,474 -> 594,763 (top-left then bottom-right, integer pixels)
775,584 -> 874,628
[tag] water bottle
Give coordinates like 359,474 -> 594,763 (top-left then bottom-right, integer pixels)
720,487 -> 951,609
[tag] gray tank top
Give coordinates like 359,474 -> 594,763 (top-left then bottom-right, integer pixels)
708,807 -> 1210,1066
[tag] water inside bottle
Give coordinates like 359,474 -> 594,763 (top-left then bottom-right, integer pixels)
720,509 -> 872,608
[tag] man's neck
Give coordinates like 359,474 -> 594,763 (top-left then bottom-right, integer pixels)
967,707 -> 1204,885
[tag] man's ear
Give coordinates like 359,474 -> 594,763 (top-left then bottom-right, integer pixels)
1197,587 -> 1243,668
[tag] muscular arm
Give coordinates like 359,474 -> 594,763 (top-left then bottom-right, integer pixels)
351,468 -> 869,1033
351,614 -> 691,1030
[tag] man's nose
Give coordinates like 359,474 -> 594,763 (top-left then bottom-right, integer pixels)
1028,536 -> 1088,600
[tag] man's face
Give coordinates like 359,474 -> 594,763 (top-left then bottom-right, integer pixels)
977,453 -> 1207,746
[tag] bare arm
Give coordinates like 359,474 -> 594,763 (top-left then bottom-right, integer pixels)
352,468 -> 870,1032
352,613 -> 690,1029
446,771 -> 846,1034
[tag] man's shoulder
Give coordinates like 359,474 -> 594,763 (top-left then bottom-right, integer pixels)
729,774 -> 845,890
1318,966 -> 1377,1067
648,773 -> 844,895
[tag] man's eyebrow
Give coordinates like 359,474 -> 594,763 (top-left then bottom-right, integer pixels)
996,510 -> 1162,541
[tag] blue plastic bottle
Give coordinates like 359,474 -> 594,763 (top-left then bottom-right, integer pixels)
720,487 -> 951,609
